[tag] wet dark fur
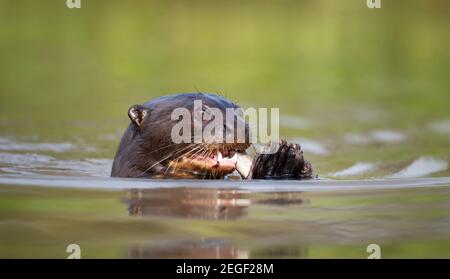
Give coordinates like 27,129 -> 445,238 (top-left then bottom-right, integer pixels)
111,93 -> 248,178
111,93 -> 313,180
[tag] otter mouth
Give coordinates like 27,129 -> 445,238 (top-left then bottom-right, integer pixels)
189,149 -> 239,169
167,144 -> 249,178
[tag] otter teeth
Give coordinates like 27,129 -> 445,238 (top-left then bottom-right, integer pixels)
217,151 -> 223,162
215,151 -> 238,165
230,152 -> 238,163
229,150 -> 236,157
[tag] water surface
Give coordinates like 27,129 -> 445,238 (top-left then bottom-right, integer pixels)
1,0 -> 450,258
1,176 -> 450,258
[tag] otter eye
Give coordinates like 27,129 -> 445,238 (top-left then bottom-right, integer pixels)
194,107 -> 203,119
194,105 -> 212,120
202,105 -> 212,118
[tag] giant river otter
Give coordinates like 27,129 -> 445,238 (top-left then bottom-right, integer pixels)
111,93 -> 313,179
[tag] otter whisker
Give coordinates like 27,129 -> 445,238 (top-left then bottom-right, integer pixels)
174,144 -> 204,163
145,142 -> 181,154
169,145 -> 209,177
166,144 -> 207,175
201,149 -> 214,180
140,144 -> 195,176
164,160 -> 176,175
168,145 -> 204,173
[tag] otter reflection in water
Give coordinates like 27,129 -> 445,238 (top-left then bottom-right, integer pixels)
128,239 -> 308,259
124,188 -> 309,258
128,239 -> 249,259
125,187 -> 250,258
124,187 -> 250,220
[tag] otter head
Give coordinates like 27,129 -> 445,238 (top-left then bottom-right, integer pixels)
111,93 -> 250,179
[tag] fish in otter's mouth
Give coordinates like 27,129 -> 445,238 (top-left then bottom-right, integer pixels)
111,93 -> 313,180
169,143 -> 249,178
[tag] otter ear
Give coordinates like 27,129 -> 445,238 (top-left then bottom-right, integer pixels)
128,105 -> 148,127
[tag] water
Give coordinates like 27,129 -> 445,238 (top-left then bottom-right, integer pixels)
1,0 -> 450,258
1,176 -> 450,258
0,137 -> 449,258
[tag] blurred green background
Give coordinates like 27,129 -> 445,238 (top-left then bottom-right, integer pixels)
0,0 -> 449,176
1,0 -> 450,259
